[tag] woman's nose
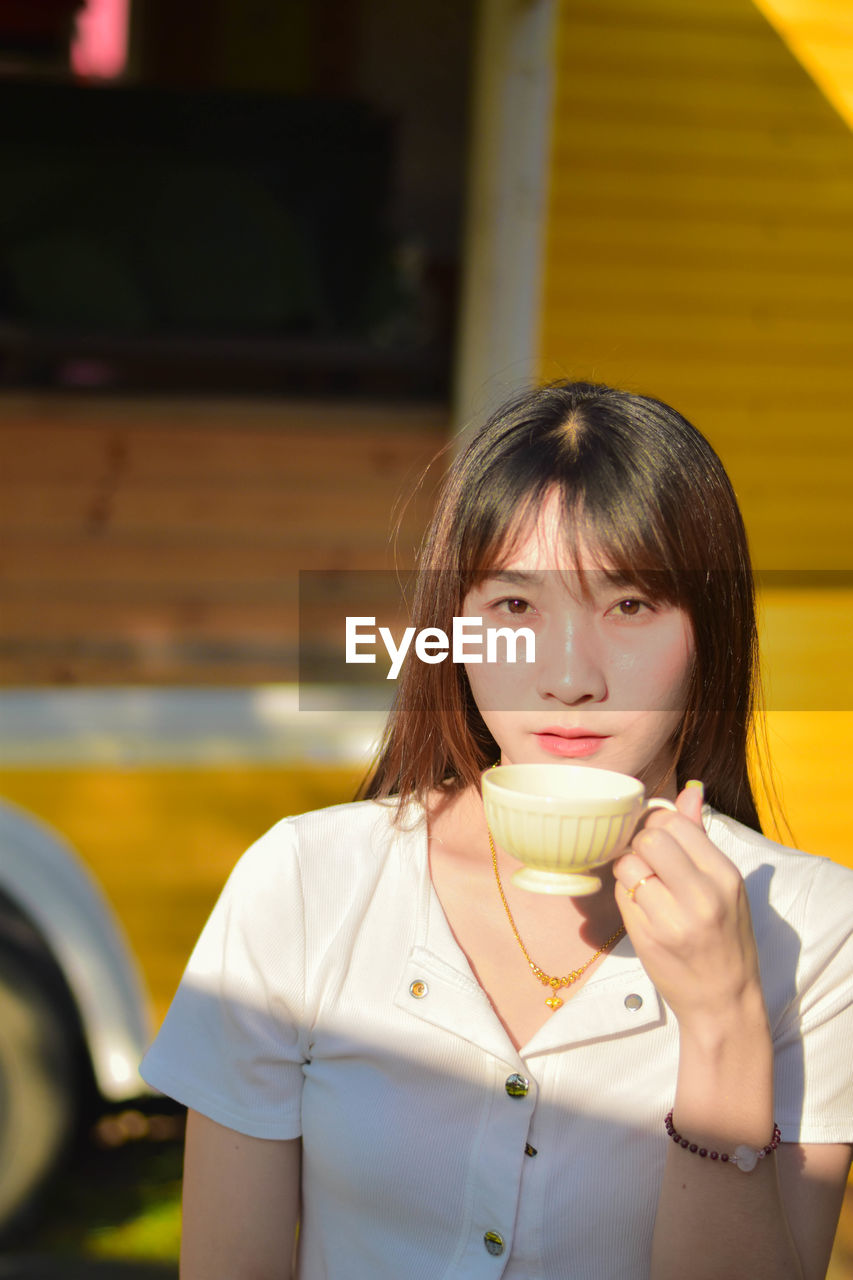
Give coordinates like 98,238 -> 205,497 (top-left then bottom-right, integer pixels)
534,621 -> 608,705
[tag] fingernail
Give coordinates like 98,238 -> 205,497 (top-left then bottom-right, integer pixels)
685,779 -> 704,796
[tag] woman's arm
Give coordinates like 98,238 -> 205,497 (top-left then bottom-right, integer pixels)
613,786 -> 851,1280
651,1015 -> 850,1280
180,1110 -> 301,1280
778,1141 -> 852,1279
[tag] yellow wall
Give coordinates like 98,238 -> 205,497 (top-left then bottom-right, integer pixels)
538,0 -> 852,863
753,0 -> 853,129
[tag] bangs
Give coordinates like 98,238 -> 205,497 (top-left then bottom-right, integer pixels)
462,479 -> 686,607
559,483 -> 686,606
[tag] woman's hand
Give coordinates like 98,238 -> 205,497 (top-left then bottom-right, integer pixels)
611,782 -> 766,1037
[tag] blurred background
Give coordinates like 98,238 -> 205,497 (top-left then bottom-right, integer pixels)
0,0 -> 850,1275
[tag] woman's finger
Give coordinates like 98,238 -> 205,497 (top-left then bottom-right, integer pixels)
641,780 -> 704,835
627,823 -> 709,898
614,824 -> 733,922
612,844 -> 654,891
634,809 -> 727,880
612,846 -> 673,915
677,778 -> 705,824
615,868 -> 668,912
612,779 -> 702,890
613,780 -> 743,927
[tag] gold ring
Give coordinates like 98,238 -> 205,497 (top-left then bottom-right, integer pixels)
627,874 -> 658,901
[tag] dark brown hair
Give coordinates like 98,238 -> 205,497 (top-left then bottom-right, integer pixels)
363,381 -> 762,830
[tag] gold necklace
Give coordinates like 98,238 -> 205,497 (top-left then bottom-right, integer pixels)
487,828 -> 626,1011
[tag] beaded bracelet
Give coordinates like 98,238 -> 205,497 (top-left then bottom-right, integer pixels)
665,1111 -> 782,1173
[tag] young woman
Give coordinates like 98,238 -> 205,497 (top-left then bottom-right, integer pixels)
141,382 -> 853,1280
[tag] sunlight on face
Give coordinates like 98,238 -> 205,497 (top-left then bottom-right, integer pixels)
461,493 -> 694,796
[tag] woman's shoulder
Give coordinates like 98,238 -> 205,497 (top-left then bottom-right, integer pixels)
706,808 -> 853,943
706,807 -> 850,878
283,794 -> 423,844
236,796 -> 426,886
201,797 -> 427,954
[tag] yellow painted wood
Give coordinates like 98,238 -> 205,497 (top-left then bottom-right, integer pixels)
758,713 -> 853,867
539,0 -> 853,566
0,766 -> 362,1024
758,586 -> 853,712
754,0 -> 853,128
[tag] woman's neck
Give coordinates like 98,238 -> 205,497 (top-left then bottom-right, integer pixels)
427,783 -> 625,944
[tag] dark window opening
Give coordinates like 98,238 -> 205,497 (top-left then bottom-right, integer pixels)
0,0 -> 476,400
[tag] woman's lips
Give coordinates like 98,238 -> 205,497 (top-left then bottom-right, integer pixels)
535,731 -> 609,759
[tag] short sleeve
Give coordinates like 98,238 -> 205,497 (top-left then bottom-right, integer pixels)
772,856 -> 853,1143
140,817 -> 307,1140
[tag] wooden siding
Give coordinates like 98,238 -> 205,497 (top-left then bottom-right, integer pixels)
538,0 -> 853,572
754,0 -> 853,128
0,395 -> 448,684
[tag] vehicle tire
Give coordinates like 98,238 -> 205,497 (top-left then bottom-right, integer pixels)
0,946 -> 79,1237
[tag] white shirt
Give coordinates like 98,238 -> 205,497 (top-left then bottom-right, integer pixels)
141,800 -> 853,1279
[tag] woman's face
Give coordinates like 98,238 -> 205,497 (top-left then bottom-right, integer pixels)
461,493 -> 694,797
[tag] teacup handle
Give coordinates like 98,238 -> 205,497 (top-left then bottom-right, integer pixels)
635,796 -> 678,831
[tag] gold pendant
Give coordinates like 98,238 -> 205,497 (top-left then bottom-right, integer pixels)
545,995 -> 563,1010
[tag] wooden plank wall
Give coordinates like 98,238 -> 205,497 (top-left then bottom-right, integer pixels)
753,0 -> 853,130
0,395 -> 449,684
538,0 -> 853,573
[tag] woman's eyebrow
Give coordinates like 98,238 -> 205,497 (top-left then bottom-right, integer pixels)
599,569 -> 638,587
480,570 -> 545,587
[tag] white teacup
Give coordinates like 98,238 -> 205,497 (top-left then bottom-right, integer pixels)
481,763 -> 677,896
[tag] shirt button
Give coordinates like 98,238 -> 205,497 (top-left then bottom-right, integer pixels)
505,1072 -> 529,1098
483,1231 -> 505,1256
624,993 -> 643,1011
409,980 -> 428,999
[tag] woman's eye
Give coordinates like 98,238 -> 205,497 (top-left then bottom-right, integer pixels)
612,598 -> 647,617
497,597 -> 531,615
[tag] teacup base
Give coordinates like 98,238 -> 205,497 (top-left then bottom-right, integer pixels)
511,867 -> 603,896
